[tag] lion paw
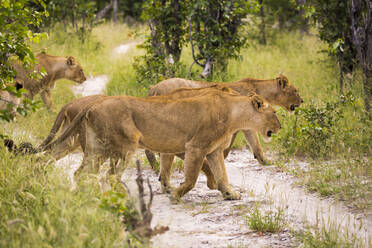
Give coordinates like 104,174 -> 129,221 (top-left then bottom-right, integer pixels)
170,192 -> 182,203
223,190 -> 241,200
254,154 -> 271,165
161,184 -> 175,194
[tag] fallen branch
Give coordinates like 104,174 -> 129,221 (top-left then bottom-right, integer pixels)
131,160 -> 169,240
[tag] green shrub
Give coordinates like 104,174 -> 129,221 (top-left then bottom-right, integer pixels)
274,91 -> 371,159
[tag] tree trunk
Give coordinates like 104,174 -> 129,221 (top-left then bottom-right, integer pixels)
112,0 -> 118,23
362,67 -> 372,112
350,0 -> 372,112
95,2 -> 112,22
339,52 -> 344,93
71,0 -> 76,32
201,58 -> 213,78
164,0 -> 182,62
259,0 -> 266,45
296,0 -> 309,36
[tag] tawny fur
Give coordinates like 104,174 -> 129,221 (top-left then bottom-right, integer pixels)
147,75 -> 303,191
45,88 -> 281,200
11,52 -> 87,109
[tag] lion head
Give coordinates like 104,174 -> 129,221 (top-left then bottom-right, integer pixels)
251,94 -> 281,141
63,56 -> 86,84
274,74 -> 303,112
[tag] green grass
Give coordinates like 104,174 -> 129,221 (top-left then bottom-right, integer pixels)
0,148 -> 126,247
295,159 -> 372,210
245,205 -> 286,233
296,223 -> 368,248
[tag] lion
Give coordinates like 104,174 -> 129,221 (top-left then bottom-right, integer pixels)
146,75 -> 303,192
11,52 -> 87,110
35,85 -> 238,160
42,88 -> 281,200
146,75 -> 302,166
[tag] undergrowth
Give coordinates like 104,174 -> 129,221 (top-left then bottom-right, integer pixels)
0,148 -> 126,247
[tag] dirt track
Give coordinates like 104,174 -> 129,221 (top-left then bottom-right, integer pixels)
117,149 -> 371,248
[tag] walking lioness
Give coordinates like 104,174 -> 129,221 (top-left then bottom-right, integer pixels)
44,88 -> 281,200
146,74 -> 303,167
12,52 -> 87,109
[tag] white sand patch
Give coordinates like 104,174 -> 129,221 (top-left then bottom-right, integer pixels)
55,152 -> 83,181
112,42 -> 137,56
72,74 -> 109,96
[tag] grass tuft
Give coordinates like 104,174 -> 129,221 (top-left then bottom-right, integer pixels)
246,205 -> 286,233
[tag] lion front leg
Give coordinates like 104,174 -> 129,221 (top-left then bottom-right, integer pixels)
206,149 -> 241,200
40,89 -> 54,110
243,130 -> 270,165
171,148 -> 205,201
159,153 -> 175,193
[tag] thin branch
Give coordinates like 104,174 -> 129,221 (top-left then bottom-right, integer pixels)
187,60 -> 196,78
187,17 -> 205,67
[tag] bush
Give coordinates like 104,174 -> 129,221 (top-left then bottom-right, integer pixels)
274,91 -> 371,159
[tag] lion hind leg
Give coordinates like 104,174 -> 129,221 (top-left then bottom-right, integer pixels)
159,153 -> 175,193
171,148 -> 205,201
50,135 -> 79,160
201,159 -> 217,190
206,149 -> 241,200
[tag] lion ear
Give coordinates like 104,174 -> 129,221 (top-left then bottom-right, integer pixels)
252,95 -> 264,111
221,87 -> 231,93
278,76 -> 287,89
66,56 -> 75,66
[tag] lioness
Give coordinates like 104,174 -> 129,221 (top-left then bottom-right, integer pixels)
12,52 -> 87,109
37,85 -> 238,157
146,75 -> 303,166
147,75 -> 302,192
44,89 -> 281,200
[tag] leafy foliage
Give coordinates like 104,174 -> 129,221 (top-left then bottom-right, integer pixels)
134,0 -> 258,86
44,0 -> 97,43
188,0 -> 257,77
133,0 -> 188,87
0,0 -> 48,122
275,92 -> 371,158
307,0 -> 357,86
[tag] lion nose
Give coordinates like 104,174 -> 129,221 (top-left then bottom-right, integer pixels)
267,130 -> 272,137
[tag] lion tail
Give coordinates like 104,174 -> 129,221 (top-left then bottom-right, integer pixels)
42,102 -> 93,151
38,102 -> 72,149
